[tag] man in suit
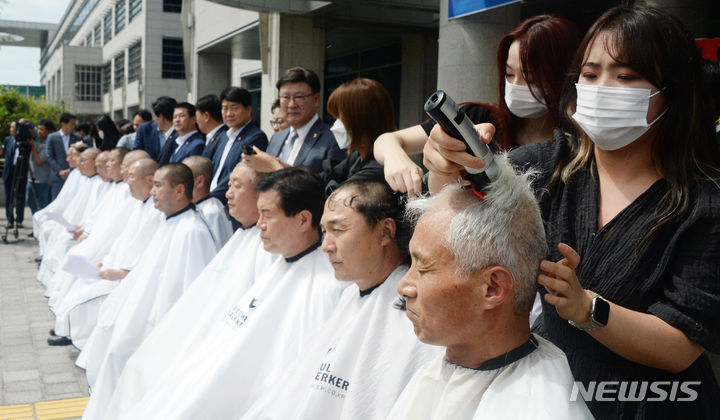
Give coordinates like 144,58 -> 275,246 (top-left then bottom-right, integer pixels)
207,86 -> 268,205
47,112 -> 81,200
3,120 -> 19,227
256,67 -> 344,173
159,102 -> 205,164
133,97 -> 178,160
196,95 -> 228,159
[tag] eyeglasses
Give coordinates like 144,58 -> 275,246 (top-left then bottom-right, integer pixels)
270,118 -> 286,127
279,93 -> 315,104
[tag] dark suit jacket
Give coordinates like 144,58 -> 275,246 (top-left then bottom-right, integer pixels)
47,131 -> 82,184
169,131 -> 205,163
134,121 -> 177,161
2,136 -> 16,182
209,123 -> 268,204
201,124 -> 229,159
267,119 -> 345,174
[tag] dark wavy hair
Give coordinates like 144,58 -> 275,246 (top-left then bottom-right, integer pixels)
496,14 -> 581,149
327,179 -> 409,258
558,5 -> 720,241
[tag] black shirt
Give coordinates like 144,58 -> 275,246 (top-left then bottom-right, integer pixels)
510,131 -> 720,418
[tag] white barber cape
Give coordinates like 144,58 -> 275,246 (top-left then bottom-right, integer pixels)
111,245 -> 347,420
78,205 -> 218,420
52,197 -> 163,348
195,195 -> 233,248
242,265 -> 442,420
46,183 -> 133,307
34,168 -> 82,253
38,175 -> 107,285
387,334 -> 593,420
106,225 -> 274,416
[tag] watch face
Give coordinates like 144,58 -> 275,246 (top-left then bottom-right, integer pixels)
592,297 -> 610,326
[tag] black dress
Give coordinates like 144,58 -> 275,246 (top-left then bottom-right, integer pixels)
510,131 -> 720,419
318,151 -> 384,196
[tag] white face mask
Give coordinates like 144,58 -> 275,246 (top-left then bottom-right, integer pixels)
330,118 -> 350,150
504,80 -> 548,118
98,130 -> 105,140
572,84 -> 667,151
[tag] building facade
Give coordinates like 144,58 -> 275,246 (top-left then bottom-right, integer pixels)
39,0 -> 718,133
41,0 -> 190,120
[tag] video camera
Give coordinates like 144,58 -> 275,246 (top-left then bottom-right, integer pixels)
14,121 -> 35,153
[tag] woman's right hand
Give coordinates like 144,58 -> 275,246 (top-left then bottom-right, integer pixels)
422,123 -> 496,177
384,154 -> 424,196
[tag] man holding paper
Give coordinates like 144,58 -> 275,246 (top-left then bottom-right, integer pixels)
48,157 -> 162,347
78,163 -> 218,418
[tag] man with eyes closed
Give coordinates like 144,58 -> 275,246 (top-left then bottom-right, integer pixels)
242,179 -> 439,419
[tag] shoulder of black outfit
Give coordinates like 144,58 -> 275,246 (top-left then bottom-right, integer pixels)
321,150 -> 384,195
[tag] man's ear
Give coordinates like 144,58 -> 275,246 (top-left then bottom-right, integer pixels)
377,218 -> 397,247
476,266 -> 514,310
195,174 -> 205,189
296,209 -> 314,232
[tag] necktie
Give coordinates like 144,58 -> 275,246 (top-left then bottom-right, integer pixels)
159,138 -> 179,164
279,131 -> 299,163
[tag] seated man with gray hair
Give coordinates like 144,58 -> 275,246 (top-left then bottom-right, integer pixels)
389,156 -> 592,419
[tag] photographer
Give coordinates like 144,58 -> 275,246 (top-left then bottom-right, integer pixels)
27,119 -> 55,213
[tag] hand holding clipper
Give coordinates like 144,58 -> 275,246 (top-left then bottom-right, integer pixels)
424,90 -> 499,192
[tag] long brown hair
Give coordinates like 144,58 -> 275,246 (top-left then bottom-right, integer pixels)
557,5 -> 720,239
496,14 -> 581,149
327,78 -> 395,159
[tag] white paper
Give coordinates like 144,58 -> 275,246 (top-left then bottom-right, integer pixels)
46,209 -> 75,230
62,254 -> 101,279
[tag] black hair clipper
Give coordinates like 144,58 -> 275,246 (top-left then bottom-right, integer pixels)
424,90 -> 499,196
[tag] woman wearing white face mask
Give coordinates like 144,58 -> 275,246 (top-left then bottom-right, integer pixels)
373,14 -> 580,195
424,5 -> 720,419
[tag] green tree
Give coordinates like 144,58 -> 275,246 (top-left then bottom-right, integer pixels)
0,87 -> 65,140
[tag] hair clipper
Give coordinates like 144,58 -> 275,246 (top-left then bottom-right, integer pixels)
423,90 -> 499,194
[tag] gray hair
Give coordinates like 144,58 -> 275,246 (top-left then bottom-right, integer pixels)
406,154 -> 547,313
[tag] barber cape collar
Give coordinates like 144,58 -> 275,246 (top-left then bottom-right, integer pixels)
285,240 -> 321,262
448,335 -> 538,371
165,203 -> 195,220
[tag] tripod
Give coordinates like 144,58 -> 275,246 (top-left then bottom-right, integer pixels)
3,140 -> 39,243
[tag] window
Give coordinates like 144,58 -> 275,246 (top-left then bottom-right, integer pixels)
103,11 -> 113,44
127,41 -> 142,83
114,52 -> 125,87
75,65 -> 102,101
129,0 -> 142,22
162,37 -> 185,79
241,74 -> 262,124
85,32 -> 92,46
115,0 -> 126,34
163,0 -> 182,13
102,62 -> 111,94
93,23 -> 101,46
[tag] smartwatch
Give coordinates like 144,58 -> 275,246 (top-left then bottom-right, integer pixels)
568,290 -> 609,331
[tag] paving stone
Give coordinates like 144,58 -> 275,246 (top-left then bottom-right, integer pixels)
4,380 -> 42,392
44,382 -> 82,396
3,390 -> 43,405
3,370 -> 40,382
41,372 -> 77,384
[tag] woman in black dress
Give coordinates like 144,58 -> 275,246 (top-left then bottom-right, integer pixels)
374,14 -> 581,195
422,5 -> 720,419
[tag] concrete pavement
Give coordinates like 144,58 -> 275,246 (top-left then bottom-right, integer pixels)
0,210 -> 88,409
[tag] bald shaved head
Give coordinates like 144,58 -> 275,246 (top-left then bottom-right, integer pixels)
134,158 -> 160,178
182,155 -> 213,202
79,148 -> 101,176
121,150 -> 153,180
